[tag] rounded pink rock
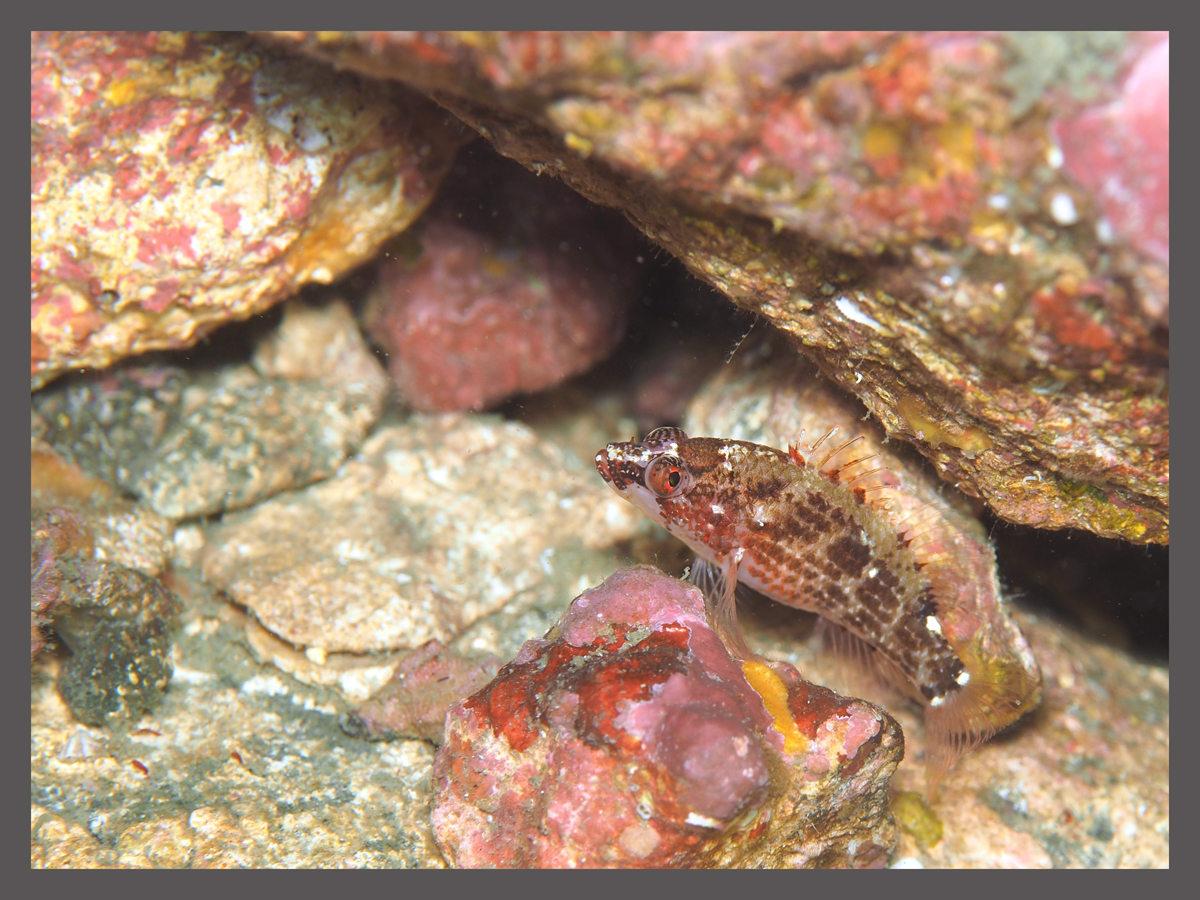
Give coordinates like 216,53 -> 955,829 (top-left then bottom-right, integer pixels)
1055,37 -> 1169,266
431,565 -> 902,868
366,160 -> 637,412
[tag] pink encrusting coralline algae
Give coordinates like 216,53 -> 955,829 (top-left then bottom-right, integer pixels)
597,426 -> 1041,795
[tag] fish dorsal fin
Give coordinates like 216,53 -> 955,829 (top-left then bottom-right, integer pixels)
789,426 -> 892,508
892,503 -> 972,588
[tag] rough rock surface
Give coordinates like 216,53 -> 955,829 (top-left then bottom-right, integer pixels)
252,296 -> 391,396
202,415 -> 643,655
365,149 -> 639,412
31,31 -> 466,389
32,300 -> 388,520
733,574 -> 1167,868
32,567 -> 1166,868
270,30 -> 1168,544
31,446 -> 174,579
432,566 -> 902,868
31,503 -> 181,726
342,640 -> 500,744
31,577 -> 443,868
31,506 -> 1166,869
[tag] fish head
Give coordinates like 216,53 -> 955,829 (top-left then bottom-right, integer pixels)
595,427 -> 695,512
595,427 -> 743,558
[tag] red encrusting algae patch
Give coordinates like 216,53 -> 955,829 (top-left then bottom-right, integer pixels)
463,622 -> 690,754
433,566 -> 903,868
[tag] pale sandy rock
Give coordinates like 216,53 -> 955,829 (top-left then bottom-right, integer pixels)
253,296 -> 390,399
202,414 -> 643,654
31,586 -> 445,869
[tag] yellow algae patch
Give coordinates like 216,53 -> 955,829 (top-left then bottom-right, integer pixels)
563,132 -> 595,158
103,76 -> 146,107
933,121 -> 977,174
891,791 -> 944,850
897,395 -> 992,454
862,122 -> 903,160
742,661 -> 807,754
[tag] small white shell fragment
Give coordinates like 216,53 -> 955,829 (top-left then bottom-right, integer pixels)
1049,192 -> 1079,226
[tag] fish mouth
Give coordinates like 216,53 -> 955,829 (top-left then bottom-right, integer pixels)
595,447 -> 614,484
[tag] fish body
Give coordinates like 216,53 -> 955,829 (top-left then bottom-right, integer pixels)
596,426 -> 1041,793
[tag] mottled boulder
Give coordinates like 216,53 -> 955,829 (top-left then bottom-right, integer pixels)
270,31 -> 1168,543
31,498 -> 181,726
365,149 -> 637,412
432,566 -> 901,868
31,31 -> 466,389
32,299 -> 389,520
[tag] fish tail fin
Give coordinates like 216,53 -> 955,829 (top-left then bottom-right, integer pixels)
923,655 -> 1043,800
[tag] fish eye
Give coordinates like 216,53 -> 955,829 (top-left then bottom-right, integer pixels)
645,455 -> 691,498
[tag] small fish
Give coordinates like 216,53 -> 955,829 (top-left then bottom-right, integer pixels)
596,426 -> 1041,795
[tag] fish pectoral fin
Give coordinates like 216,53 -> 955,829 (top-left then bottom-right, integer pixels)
689,550 -> 757,661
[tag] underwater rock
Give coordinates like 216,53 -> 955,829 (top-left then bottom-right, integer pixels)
432,566 -> 901,868
202,415 -> 642,656
252,297 -> 391,399
31,506 -> 181,725
32,366 -> 189,490
33,300 -> 387,520
365,154 -> 637,412
133,373 -> 380,519
31,31 -> 465,389
271,30 -> 1167,544
31,446 -> 174,580
1053,35 -> 1169,270
341,640 -> 500,743
30,505 -> 91,661
31,587 -> 444,868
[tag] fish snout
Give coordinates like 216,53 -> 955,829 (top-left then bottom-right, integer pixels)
595,446 -> 615,484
